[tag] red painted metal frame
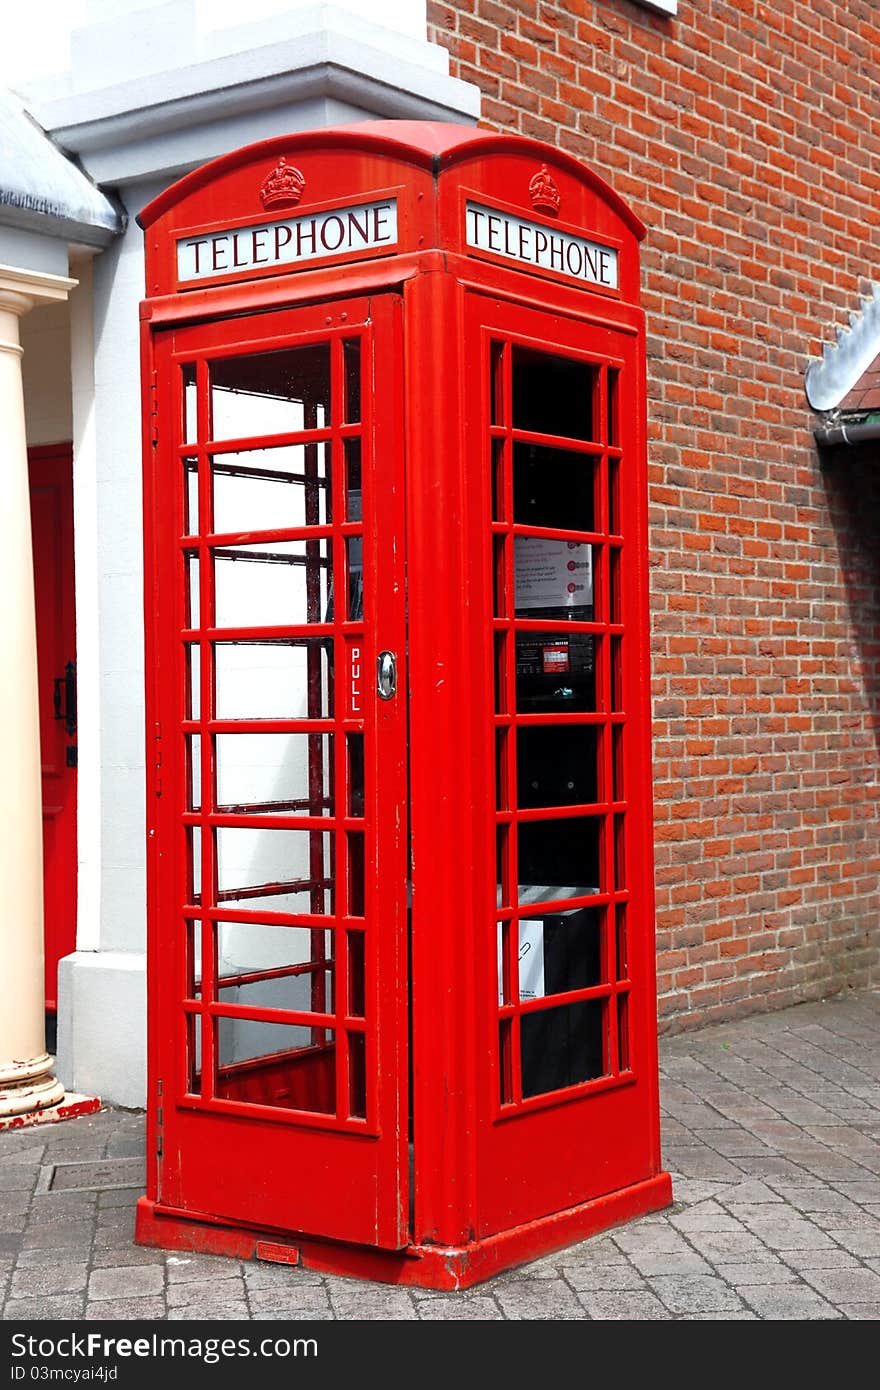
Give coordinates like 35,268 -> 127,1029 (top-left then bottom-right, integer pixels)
138,121 -> 670,1287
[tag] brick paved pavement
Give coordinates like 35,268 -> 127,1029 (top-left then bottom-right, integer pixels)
1,990 -> 878,1321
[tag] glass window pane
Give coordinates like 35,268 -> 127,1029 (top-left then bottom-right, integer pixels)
213,540 -> 331,629
517,816 -> 600,903
516,725 -> 598,809
214,639 -> 332,721
186,645 -> 201,720
513,443 -> 595,531
182,364 -> 198,444
497,908 -> 601,1004
215,921 -> 333,1013
343,339 -> 361,423
210,345 -> 331,441
512,347 -> 594,440
515,631 -> 595,712
215,732 -> 333,816
214,1017 -> 336,1114
514,537 -> 593,619
184,459 -> 199,535
187,735 -> 202,812
345,439 -> 362,522
348,1032 -> 366,1118
215,827 -> 332,914
186,553 -> 200,627
521,999 -> 606,1098
212,445 -> 330,534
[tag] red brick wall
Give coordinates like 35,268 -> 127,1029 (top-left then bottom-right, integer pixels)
427,0 -> 880,1028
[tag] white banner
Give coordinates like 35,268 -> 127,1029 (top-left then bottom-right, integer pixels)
466,201 -> 618,289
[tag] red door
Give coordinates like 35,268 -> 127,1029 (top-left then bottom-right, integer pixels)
29,445 -> 78,1013
147,293 -> 410,1248
467,295 -> 662,1235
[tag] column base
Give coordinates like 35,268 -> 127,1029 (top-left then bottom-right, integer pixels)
0,1052 -> 65,1119
0,1092 -> 101,1133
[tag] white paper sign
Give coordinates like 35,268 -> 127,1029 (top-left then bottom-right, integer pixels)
466,201 -> 618,289
514,537 -> 592,612
177,200 -> 398,282
498,919 -> 546,1006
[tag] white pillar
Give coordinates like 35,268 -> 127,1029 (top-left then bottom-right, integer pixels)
0,264 -> 76,1119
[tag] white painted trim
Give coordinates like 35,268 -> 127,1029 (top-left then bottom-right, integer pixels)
635,0 -> 677,15
69,256 -> 101,953
0,264 -> 76,304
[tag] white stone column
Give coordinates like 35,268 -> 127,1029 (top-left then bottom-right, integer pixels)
0,264 -> 76,1119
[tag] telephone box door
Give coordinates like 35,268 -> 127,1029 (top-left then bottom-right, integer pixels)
467,293 -> 661,1236
147,293 -> 409,1249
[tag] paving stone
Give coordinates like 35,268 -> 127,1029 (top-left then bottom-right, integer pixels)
823,1227 -> 880,1257
85,1297 -> 167,1320
3,1294 -> 85,1319
0,1166 -> 40,1193
670,1201 -> 745,1233
22,1219 -> 95,1250
627,1250 -> 713,1277
97,1187 -> 142,1209
663,1147 -> 743,1181
247,1285 -> 333,1316
782,1248 -> 862,1272
251,1308 -> 336,1321
561,1262 -> 647,1292
493,1277 -> 585,1320
613,1225 -> 696,1256
575,1290 -> 671,1319
243,1262 -> 326,1290
837,1303 -> 880,1319
166,1275 -> 247,1308
649,1274 -> 742,1315
10,1261 -> 89,1297
28,1193 -> 97,1224
165,1253 -> 245,1282
327,1286 -> 418,1319
768,1185 -> 865,1214
88,1264 -> 165,1301
690,1310 -> 759,1319
0,1193 -> 31,1217
168,1303 -> 252,1320
684,1230 -> 778,1264
91,1244 -> 167,1267
720,1262 -> 797,1286
801,1266 -> 880,1304
417,1295 -> 505,1318
739,1284 -> 842,1319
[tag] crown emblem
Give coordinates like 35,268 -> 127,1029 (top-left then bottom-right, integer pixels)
260,157 -> 306,211
528,164 -> 561,216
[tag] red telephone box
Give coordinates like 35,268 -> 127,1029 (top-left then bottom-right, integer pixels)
135,122 -> 671,1288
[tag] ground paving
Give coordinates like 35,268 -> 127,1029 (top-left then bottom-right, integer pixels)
1,990 -> 878,1320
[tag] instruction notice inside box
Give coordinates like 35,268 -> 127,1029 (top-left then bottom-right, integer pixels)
514,536 -> 592,614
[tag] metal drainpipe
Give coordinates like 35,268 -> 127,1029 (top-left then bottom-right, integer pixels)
814,419 -> 880,447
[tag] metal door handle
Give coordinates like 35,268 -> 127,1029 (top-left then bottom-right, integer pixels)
377,651 -> 397,700
53,660 -> 77,737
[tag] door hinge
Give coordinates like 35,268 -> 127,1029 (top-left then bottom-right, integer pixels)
156,1079 -> 164,1160
150,371 -> 158,445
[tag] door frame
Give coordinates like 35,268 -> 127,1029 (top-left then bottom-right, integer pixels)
28,442 -> 77,1013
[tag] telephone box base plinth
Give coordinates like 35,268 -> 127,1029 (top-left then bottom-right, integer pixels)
136,1172 -> 672,1290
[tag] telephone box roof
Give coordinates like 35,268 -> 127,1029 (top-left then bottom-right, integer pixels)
138,121 -> 646,240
